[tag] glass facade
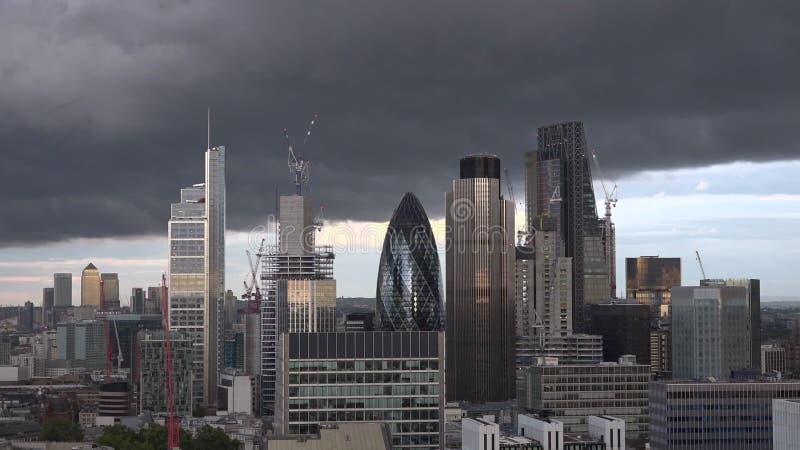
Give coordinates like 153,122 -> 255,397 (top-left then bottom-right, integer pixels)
625,257 -> 681,308
275,331 -> 444,450
377,192 -> 443,332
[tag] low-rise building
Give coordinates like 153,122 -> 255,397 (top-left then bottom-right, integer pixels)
266,423 -> 391,450
762,344 -> 787,374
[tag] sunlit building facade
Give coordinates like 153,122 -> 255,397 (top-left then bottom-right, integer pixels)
377,192 -> 443,332
81,263 -> 101,307
625,257 -> 681,309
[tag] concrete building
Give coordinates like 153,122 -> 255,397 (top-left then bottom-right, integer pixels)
649,379 -> 800,450
520,357 -> 649,446
168,144 -> 226,410
137,330 -> 193,415
446,154 -> 515,403
773,399 -> 800,450
625,257 -> 681,311
54,273 -> 73,308
260,192 -> 335,414
218,370 -> 255,415
517,414 -> 564,450
345,312 -> 374,331
587,416 -> 625,450
587,303 -> 650,365
81,263 -> 101,307
463,417 -> 500,450
266,423 -> 392,450
275,331 -> 445,450
762,344 -> 787,374
671,285 -> 752,380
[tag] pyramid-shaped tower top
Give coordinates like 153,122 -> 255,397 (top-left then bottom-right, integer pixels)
84,262 -> 97,271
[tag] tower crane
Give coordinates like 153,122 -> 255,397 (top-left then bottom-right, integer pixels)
284,114 -> 318,196
590,150 -> 619,298
695,250 -> 707,279
242,239 -> 266,314
160,274 -> 180,450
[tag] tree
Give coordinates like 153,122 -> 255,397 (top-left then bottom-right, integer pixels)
189,426 -> 240,450
40,419 -> 84,442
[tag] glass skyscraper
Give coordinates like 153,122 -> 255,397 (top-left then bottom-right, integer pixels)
376,192 -> 443,332
446,155 -> 515,403
168,145 -> 225,410
81,263 -> 101,307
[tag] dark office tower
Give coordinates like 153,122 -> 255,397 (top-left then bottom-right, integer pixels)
376,192 -> 444,332
525,122 -> 608,332
587,302 -> 650,364
42,288 -> 54,328
130,288 -> 145,314
146,286 -> 161,314
20,301 -> 34,331
446,154 -> 515,403
625,257 -> 681,310
726,278 -> 761,373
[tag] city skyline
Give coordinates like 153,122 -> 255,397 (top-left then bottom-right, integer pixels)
1,1 -> 799,305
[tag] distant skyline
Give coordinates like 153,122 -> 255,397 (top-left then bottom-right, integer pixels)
1,1 -> 798,304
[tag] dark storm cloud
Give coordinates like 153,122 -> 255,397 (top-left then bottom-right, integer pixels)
1,0 -> 798,245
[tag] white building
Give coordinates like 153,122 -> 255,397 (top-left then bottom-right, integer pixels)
588,415 -> 625,450
773,399 -> 800,450
218,371 -> 254,415
517,414 -> 564,450
462,417 -> 500,450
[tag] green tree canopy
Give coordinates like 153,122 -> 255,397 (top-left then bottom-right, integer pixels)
40,419 -> 84,442
95,423 -> 238,450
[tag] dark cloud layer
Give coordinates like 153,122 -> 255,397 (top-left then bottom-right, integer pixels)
1,0 -> 798,246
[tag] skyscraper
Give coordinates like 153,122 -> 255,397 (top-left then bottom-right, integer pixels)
101,273 -> 120,309
726,278 -> 761,373
525,122 -> 608,332
53,273 -> 73,308
42,288 -> 54,328
260,193 -> 334,414
130,288 -> 145,314
376,192 -> 443,331
671,285 -> 751,380
168,145 -> 225,410
446,154 -> 515,402
625,256 -> 681,310
81,263 -> 101,307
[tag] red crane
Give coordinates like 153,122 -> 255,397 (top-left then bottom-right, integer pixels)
100,280 -> 112,379
161,274 -> 180,450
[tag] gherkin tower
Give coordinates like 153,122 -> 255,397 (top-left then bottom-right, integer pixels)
376,192 -> 444,331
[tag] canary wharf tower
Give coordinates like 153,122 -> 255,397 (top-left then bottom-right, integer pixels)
376,192 -> 443,331
446,155 -> 515,402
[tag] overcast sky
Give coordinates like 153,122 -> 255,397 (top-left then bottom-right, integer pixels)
1,0 -> 798,304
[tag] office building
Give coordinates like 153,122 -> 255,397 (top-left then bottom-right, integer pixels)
168,144 -> 226,410
762,344 -> 787,374
517,414 -> 563,450
130,288 -> 145,314
525,122 -> 609,332
650,379 -> 800,450
671,285 -> 751,379
260,191 -> 335,414
54,273 -> 73,307
520,357 -> 649,446
531,219 -> 573,337
137,329 -> 193,415
650,329 -> 671,378
587,416 -> 626,450
446,154 -> 515,403
19,301 -> 34,331
535,334 -> 603,365
725,278 -> 761,373
773,399 -> 800,450
101,273 -> 120,309
81,263 -> 101,307
55,320 -> 106,370
279,279 -> 337,332
345,312 -> 375,331
587,303 -> 650,364
625,257 -> 681,310
267,423 -> 392,450
42,288 -> 54,328
218,369 -> 255,415
376,192 -> 444,332
223,331 -> 245,370
146,286 -> 162,314
275,331 -> 445,450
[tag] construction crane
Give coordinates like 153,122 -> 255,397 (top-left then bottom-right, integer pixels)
100,280 -> 112,379
160,274 -> 180,450
242,239 -> 266,314
590,150 -> 619,298
695,250 -> 707,279
284,114 -> 318,196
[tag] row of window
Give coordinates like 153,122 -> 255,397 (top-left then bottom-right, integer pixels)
290,384 -> 439,398
288,371 -> 437,385
289,359 -> 438,372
